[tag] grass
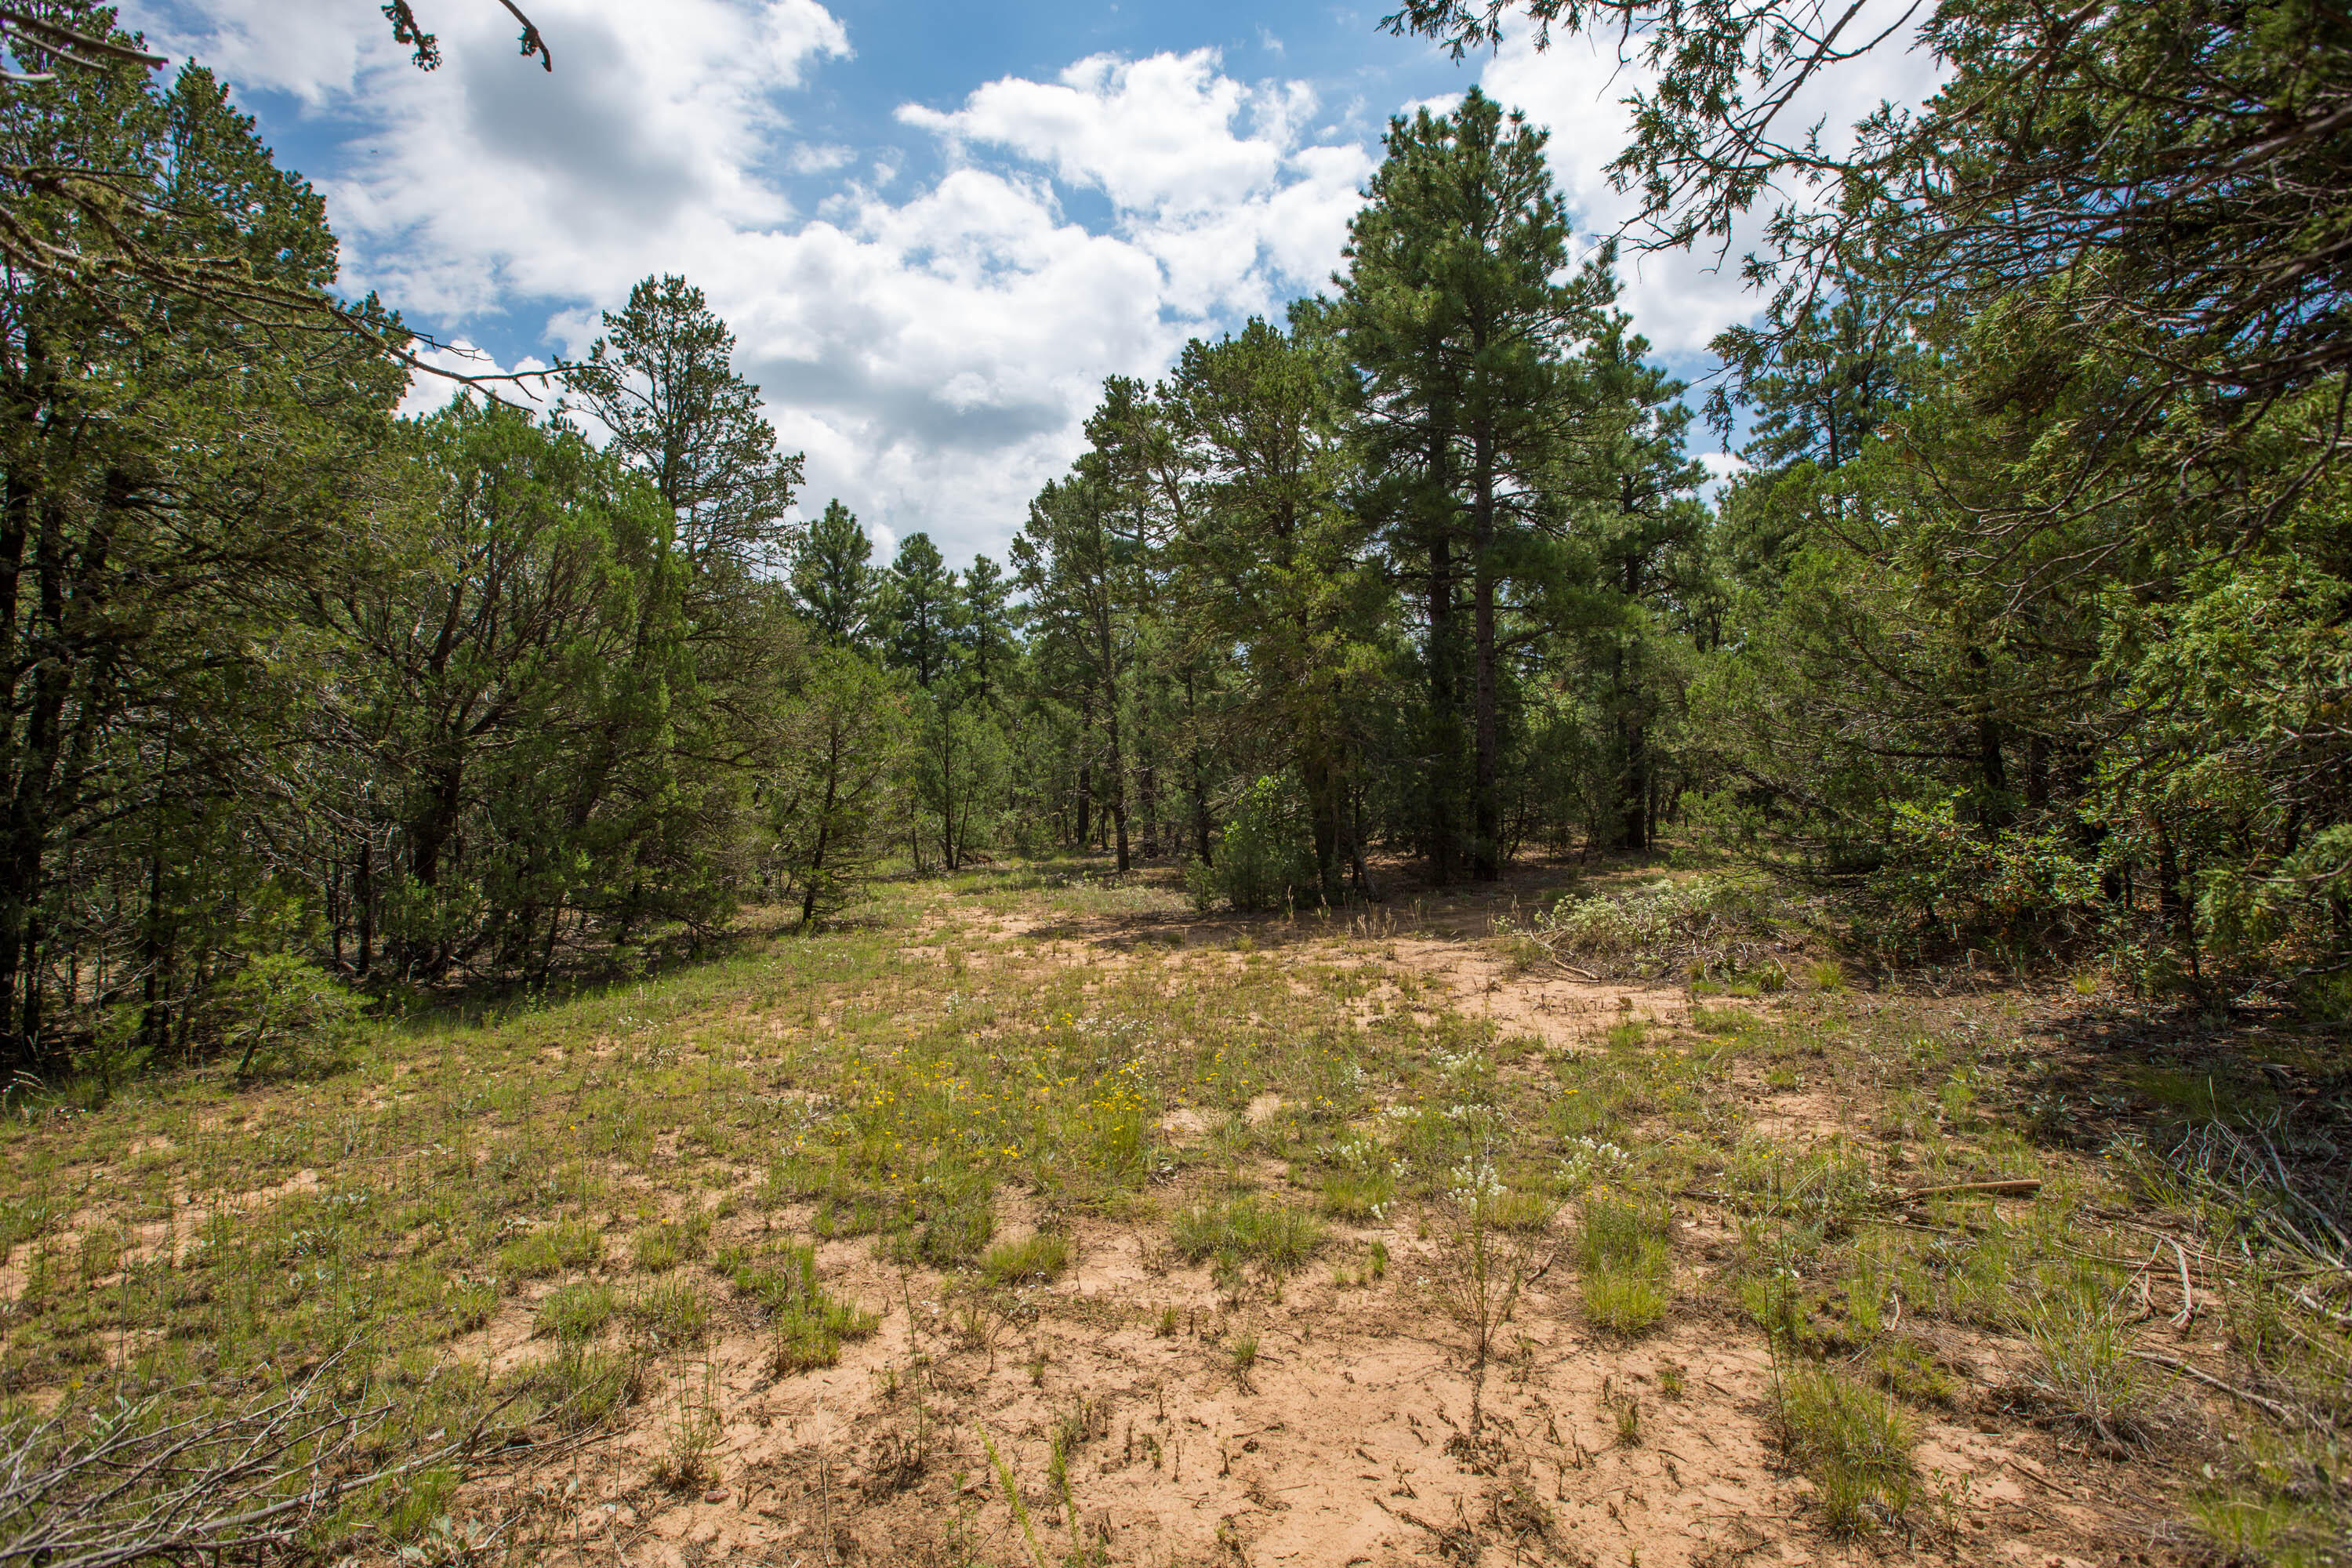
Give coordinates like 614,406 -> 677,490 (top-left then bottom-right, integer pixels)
631,1210 -> 713,1272
628,1277 -> 712,1350
1,857 -> 2342,1566
501,1221 -> 604,1281
979,1230 -> 1069,1286
1576,1192 -> 1673,1334
1169,1196 -> 1325,1275
539,1279 -> 618,1342
1773,1367 -> 1920,1534
530,1342 -> 643,1432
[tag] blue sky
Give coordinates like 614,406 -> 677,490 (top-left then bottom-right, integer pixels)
122,0 -> 1929,565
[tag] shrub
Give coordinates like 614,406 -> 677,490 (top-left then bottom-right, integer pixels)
1507,874 -> 1790,982
204,953 -> 372,1080
1863,797 -> 2102,962
1187,775 -> 1318,913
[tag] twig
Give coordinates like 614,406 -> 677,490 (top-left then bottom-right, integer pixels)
2128,1350 -> 2302,1426
1887,1178 -> 2042,1204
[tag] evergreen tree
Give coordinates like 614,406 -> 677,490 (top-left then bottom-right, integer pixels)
1164,309 -> 1385,902
880,531 -> 957,688
790,499 -> 876,647
953,554 -> 1021,706
1340,87 -> 1606,880
0,61 -> 401,1067
562,274 -> 804,578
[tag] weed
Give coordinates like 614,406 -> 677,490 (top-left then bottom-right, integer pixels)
1773,1368 -> 1919,1534
982,1427 -> 1047,1568
980,1231 -> 1069,1286
651,1359 -> 722,1491
1605,1384 -> 1642,1446
1228,1331 -> 1258,1374
1577,1192 -> 1673,1335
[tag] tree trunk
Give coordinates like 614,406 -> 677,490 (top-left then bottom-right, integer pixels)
1185,669 -> 1212,864
1469,418 -> 1501,881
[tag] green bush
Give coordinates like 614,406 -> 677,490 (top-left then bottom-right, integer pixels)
1187,775 -> 1318,913
204,953 -> 372,1080
1864,797 -> 2101,961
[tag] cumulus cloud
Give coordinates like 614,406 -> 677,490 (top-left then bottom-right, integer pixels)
1480,4 -> 1947,357
123,5 -> 1375,564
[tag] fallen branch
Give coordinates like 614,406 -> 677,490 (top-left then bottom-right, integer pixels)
1886,1178 -> 2042,1204
2128,1349 -> 2303,1427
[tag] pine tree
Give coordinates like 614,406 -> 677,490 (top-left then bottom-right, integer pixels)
562,274 -> 804,579
953,554 -> 1021,706
880,532 -> 957,689
791,499 -> 876,648
1164,309 -> 1385,901
1340,87 -> 1603,880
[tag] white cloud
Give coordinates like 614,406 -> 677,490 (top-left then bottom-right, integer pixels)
122,6 -> 1376,566
1481,5 -> 1946,356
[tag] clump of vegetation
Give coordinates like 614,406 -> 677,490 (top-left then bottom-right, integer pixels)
1773,1368 -> 1920,1534
732,1245 -> 879,1373
980,1230 -> 1070,1285
631,1211 -> 713,1272
1576,1192 -> 1673,1334
1503,875 -> 1795,982
1185,775 -> 1319,913
500,1221 -> 604,1282
539,1280 -> 619,1343
1171,1196 -> 1324,1275
628,1278 -> 712,1351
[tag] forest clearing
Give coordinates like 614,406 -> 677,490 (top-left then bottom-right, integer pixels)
5,857 -> 2343,1566
4,0 -> 2350,1563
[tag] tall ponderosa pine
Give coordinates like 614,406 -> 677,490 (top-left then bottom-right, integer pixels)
1341,87 -> 1603,880
1014,470 -> 1142,872
1164,308 -> 1385,902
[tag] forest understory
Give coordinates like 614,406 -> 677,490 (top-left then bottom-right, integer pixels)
5,857 -> 2343,1568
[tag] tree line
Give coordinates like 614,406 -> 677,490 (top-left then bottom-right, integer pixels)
6,0 -> 2347,1081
